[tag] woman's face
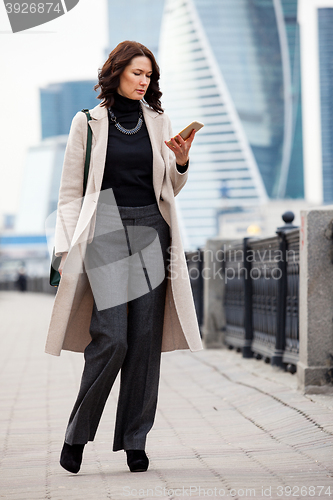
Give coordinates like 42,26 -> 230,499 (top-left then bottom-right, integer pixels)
117,56 -> 153,100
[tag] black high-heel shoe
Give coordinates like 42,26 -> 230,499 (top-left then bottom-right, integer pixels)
125,449 -> 149,472
60,442 -> 85,474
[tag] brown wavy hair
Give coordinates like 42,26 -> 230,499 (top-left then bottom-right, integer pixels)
94,41 -> 163,113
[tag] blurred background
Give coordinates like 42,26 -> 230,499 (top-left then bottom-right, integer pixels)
0,0 -> 332,282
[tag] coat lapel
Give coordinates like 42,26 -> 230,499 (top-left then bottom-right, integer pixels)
70,102 -> 168,250
87,104 -> 109,193
87,101 -> 166,200
68,105 -> 108,250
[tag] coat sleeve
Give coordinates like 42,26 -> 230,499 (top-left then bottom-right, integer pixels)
54,111 -> 87,256
164,113 -> 189,197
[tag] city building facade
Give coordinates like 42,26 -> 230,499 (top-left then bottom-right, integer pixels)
298,0 -> 333,204
0,137 -> 68,277
15,136 -> 67,233
159,0 -> 304,249
40,81 -> 98,139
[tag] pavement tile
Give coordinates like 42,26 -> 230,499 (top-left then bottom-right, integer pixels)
1,291 -> 333,500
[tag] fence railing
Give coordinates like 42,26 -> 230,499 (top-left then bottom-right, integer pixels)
0,277 -> 56,295
284,229 -> 300,366
2,214 -> 300,371
223,213 -> 299,371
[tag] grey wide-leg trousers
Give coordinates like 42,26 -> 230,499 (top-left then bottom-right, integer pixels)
64,202 -> 170,451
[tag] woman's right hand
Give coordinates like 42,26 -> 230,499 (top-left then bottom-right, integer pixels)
58,252 -> 68,276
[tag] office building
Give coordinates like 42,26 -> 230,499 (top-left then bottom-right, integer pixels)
298,0 -> 333,204
159,0 -> 304,248
40,80 -> 98,139
15,136 -> 68,233
0,136 -> 68,278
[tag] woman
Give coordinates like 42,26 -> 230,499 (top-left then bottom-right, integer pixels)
45,41 -> 203,474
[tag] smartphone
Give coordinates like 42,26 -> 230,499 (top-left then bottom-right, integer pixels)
167,120 -> 204,145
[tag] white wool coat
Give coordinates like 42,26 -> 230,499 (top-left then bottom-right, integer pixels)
45,101 -> 203,356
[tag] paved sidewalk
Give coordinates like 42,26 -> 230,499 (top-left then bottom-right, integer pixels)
0,291 -> 332,500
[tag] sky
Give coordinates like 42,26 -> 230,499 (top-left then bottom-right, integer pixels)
0,0 -> 108,222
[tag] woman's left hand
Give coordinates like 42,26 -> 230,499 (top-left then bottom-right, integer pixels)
164,129 -> 196,166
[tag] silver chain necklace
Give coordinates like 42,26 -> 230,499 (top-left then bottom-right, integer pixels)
108,105 -> 143,135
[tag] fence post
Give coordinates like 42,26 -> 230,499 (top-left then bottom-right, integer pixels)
202,238 -> 226,348
197,249 -> 204,329
243,237 -> 253,358
298,207 -> 333,392
272,212 -> 298,367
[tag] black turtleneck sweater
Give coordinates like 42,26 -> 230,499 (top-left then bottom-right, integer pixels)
101,92 -> 188,207
101,92 -> 156,206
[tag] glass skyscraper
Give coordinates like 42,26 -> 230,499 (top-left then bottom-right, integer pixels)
159,0 -> 304,248
160,0 -> 269,248
36,1 -> 305,250
318,8 -> 333,204
280,0 -> 304,199
40,81 -> 98,139
298,0 -> 333,205
15,137 -> 68,232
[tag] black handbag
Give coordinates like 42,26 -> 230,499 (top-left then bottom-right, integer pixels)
49,109 -> 93,287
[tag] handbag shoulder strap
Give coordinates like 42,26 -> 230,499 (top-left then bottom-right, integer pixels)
81,109 -> 92,196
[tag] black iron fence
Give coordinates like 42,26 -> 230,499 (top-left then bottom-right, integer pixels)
223,213 -> 299,371
284,229 -> 300,367
2,214 -> 299,370
0,276 -> 56,295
